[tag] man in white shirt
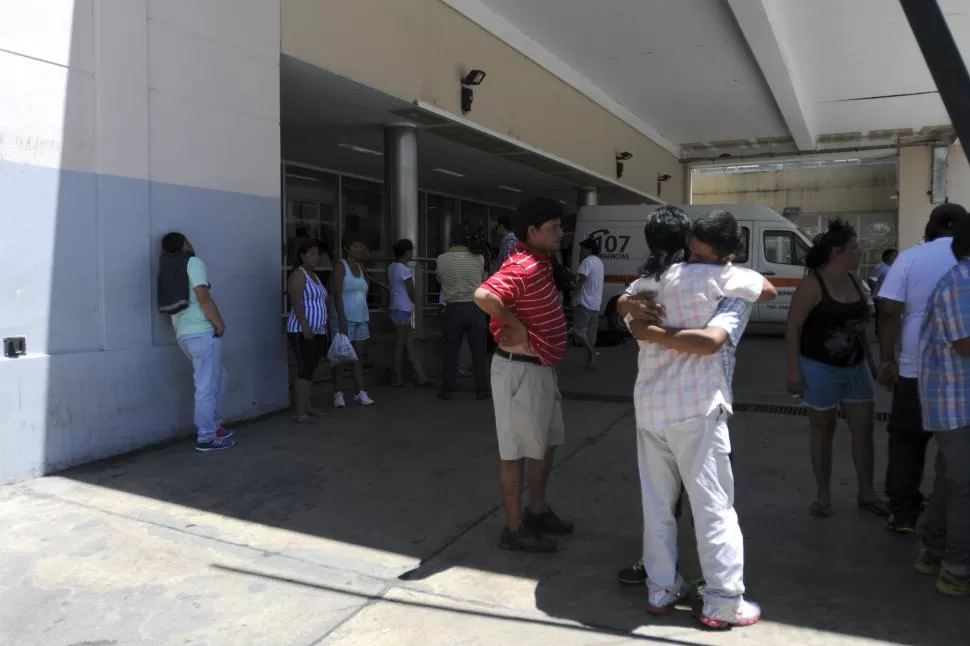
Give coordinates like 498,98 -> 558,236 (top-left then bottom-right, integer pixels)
572,237 -> 605,367
878,203 -> 969,533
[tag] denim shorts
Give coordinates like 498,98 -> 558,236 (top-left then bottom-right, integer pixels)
389,309 -> 412,327
799,356 -> 874,411
331,320 -> 370,342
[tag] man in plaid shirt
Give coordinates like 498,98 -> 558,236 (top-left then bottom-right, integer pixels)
915,215 -> 970,597
494,216 -> 518,266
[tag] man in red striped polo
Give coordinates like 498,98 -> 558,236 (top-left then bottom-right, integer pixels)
474,198 -> 572,553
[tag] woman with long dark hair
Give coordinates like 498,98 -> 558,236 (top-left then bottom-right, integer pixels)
785,218 -> 886,518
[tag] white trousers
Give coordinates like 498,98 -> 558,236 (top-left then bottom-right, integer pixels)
637,409 -> 745,606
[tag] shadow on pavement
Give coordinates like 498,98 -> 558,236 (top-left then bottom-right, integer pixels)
53,340 -> 959,644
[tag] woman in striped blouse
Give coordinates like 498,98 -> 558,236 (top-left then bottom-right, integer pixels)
287,239 -> 329,423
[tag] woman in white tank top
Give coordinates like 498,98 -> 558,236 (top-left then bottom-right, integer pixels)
387,239 -> 431,387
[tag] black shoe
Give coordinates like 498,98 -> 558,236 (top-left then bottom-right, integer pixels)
618,558 -> 647,586
887,511 -> 919,534
499,527 -> 558,553
523,506 -> 574,535
437,391 -> 453,401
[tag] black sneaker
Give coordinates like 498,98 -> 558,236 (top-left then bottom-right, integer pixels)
887,512 -> 919,534
523,506 -> 575,535
618,558 -> 647,586
499,527 -> 558,553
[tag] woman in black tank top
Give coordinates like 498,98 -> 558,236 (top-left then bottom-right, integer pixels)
785,219 -> 886,519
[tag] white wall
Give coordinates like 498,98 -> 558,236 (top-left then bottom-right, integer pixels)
0,0 -> 285,483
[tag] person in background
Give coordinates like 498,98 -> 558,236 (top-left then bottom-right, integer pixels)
877,203 -> 967,533
572,237 -> 605,368
330,233 -> 375,408
287,239 -> 329,423
494,216 -> 518,267
157,232 -> 235,452
785,218 -> 885,519
388,238 -> 431,387
870,248 -> 897,339
914,214 -> 970,597
436,224 -> 490,401
475,198 -> 572,553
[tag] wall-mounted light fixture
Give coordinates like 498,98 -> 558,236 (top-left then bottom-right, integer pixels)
615,151 -> 632,179
656,173 -> 672,196
461,69 -> 487,114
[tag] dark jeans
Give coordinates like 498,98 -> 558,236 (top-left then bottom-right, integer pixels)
885,377 -> 933,516
440,302 -> 489,395
923,427 -> 970,575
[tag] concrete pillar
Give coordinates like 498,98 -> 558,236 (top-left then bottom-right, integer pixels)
440,210 -> 453,252
577,187 -> 598,207
898,144 -> 970,250
384,124 -> 419,251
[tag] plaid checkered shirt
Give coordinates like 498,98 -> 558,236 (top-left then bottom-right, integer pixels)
918,259 -> 970,432
626,263 -> 761,430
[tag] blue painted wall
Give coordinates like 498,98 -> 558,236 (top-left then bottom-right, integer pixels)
0,161 -> 287,483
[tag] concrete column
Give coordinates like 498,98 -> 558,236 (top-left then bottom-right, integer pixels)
898,144 -> 970,250
577,187 -> 598,207
440,210 -> 453,252
384,124 -> 419,251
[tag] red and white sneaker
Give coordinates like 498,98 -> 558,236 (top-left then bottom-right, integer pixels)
698,599 -> 762,629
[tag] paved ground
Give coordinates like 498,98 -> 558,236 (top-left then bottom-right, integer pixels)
0,337 -> 963,646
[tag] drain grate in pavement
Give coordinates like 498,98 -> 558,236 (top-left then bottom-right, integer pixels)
729,402 -> 890,423
560,392 -> 889,423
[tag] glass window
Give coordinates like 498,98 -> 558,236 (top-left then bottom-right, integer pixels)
283,166 -> 338,268
763,230 -> 809,265
735,226 -> 750,264
460,200 -> 487,233
341,176 -> 384,257
426,194 -> 458,258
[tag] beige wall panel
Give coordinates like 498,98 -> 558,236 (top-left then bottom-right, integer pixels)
281,0 -> 682,200
693,165 -> 898,214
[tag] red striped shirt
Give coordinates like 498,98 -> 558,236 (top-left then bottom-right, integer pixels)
480,243 -> 567,366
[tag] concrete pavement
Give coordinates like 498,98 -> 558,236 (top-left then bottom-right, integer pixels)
0,340 -> 963,645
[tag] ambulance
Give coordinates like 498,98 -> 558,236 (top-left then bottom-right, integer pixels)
570,204 -> 814,332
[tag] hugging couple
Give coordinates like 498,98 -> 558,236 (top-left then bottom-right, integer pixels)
616,206 -> 777,629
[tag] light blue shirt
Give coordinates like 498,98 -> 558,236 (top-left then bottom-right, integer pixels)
172,257 -> 214,339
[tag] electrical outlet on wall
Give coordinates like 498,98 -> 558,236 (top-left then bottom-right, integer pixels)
3,337 -> 26,358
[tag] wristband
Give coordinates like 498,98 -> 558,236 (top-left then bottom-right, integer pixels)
623,313 -> 636,332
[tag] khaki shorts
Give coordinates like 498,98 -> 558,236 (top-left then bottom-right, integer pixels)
491,354 -> 565,460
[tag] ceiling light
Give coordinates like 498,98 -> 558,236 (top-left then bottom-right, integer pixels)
498,185 -> 522,193
285,173 -> 319,182
337,143 -> 383,156
433,168 -> 465,178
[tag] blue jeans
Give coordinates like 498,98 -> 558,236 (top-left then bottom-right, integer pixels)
178,333 -> 227,443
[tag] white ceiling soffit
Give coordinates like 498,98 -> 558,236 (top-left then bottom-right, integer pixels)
726,0 -> 814,151
441,0 -> 680,157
